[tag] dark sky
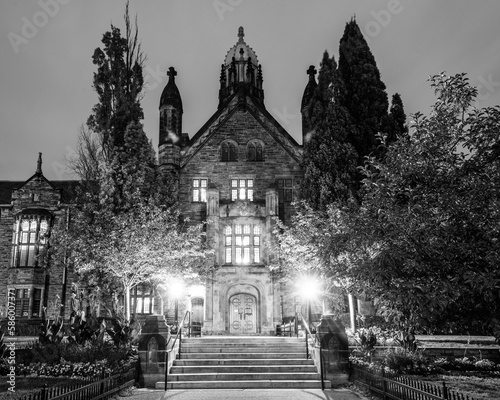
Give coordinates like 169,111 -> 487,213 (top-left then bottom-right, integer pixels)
1,0 -> 499,181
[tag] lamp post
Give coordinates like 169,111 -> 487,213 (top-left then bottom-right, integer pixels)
296,276 -> 321,332
169,280 -> 184,331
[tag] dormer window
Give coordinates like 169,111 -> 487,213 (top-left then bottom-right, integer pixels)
221,141 -> 238,162
247,141 -> 264,161
11,211 -> 51,268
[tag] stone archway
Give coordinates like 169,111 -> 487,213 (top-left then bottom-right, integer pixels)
223,283 -> 263,334
229,293 -> 257,334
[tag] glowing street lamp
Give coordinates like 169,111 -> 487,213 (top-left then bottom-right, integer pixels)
169,280 -> 185,327
296,276 -> 321,331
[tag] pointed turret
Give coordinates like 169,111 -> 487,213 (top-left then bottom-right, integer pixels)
159,67 -> 183,146
219,27 -> 264,108
159,67 -> 182,169
301,65 -> 317,143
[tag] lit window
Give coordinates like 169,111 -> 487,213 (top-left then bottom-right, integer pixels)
131,284 -> 155,315
231,179 -> 254,201
12,213 -> 51,268
192,179 -> 207,202
224,224 -> 262,265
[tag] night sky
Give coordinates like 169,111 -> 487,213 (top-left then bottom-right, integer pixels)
1,0 -> 499,180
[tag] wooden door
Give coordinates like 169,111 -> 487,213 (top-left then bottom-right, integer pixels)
229,294 -> 256,334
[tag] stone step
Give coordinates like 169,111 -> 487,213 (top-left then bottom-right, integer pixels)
182,341 -> 305,348
182,337 -> 303,342
178,352 -> 305,359
157,380 -> 323,390
180,346 -> 304,353
174,358 -> 314,366
170,365 -> 317,374
166,372 -> 321,381
156,336 -> 321,390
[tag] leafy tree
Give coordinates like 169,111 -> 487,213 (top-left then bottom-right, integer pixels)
57,200 -> 210,321
45,3 -> 199,321
279,73 -> 500,336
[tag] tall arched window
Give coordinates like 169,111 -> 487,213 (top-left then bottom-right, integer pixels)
11,210 -> 51,268
221,141 -> 237,161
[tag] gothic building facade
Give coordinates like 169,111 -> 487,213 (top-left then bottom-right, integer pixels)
0,27 -> 317,335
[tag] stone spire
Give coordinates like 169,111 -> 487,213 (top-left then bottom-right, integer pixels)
35,152 -> 43,175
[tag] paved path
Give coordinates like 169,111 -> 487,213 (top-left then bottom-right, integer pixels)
125,388 -> 369,400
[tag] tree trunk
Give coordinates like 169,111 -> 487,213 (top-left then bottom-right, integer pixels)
125,285 -> 131,321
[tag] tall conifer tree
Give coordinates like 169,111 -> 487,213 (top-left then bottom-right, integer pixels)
338,18 -> 390,162
301,52 -> 358,210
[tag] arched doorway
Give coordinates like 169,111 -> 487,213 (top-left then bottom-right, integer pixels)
229,293 -> 257,334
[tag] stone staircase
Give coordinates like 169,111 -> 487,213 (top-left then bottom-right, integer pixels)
156,336 -> 323,389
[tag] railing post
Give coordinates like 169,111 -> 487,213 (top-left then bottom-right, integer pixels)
100,366 -> 106,395
164,350 -> 169,392
295,312 -> 298,338
381,367 -> 387,400
305,330 -> 309,360
442,381 -> 448,400
41,383 -> 48,400
319,345 -> 325,390
178,327 -> 182,360
188,311 -> 191,338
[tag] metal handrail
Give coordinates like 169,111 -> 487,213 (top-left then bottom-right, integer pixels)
297,312 -> 325,390
164,311 -> 191,392
297,312 -> 315,359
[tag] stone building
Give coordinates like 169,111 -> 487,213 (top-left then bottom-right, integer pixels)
0,154 -> 77,332
0,27 -> 317,335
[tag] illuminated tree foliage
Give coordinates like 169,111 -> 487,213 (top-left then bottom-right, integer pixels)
279,73 -> 500,336
47,4 -> 204,321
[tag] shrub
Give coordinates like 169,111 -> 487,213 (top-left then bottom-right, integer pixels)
17,359 -> 111,378
384,347 -> 429,374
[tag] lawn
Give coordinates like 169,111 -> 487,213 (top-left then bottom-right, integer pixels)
0,376 -> 88,400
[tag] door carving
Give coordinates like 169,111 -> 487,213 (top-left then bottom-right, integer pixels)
229,293 -> 256,334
